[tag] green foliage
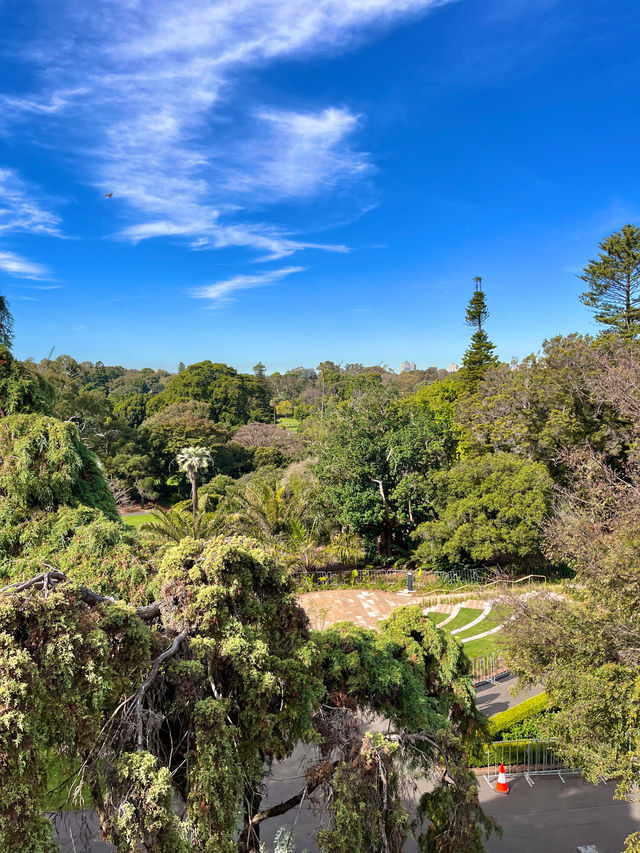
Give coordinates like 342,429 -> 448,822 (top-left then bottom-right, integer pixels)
0,348 -> 52,417
148,361 -> 271,424
0,591 -> 151,851
0,295 -> 14,349
317,386 -> 458,557
459,330 -> 499,391
104,751 -> 190,851
0,504 -> 154,599
488,692 -> 548,738
0,414 -> 118,520
113,392 -> 148,427
141,505 -> 218,543
465,289 -> 489,332
143,400 -> 230,456
579,224 -> 640,338
456,335 -> 625,469
416,452 -> 553,566
317,734 -> 407,853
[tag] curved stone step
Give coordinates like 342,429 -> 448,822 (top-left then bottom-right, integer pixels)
451,606 -> 491,635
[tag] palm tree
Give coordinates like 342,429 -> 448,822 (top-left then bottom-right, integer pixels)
175,446 -> 213,536
141,505 -> 218,542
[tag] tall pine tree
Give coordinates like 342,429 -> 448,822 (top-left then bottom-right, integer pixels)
460,278 -> 498,390
579,224 -> 640,339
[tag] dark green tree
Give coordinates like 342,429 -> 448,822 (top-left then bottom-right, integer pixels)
460,330 -> 498,390
0,295 -> 14,349
579,224 -> 640,338
148,361 -> 271,424
113,392 -> 148,427
465,278 -> 489,332
0,348 -> 53,417
459,282 -> 499,391
317,387 -> 458,556
0,413 -> 118,520
416,452 -> 553,568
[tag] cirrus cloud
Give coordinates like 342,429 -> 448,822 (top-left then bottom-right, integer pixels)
191,265 -> 305,303
4,0 -> 453,261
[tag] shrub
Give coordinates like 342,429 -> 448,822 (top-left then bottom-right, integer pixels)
488,692 -> 548,738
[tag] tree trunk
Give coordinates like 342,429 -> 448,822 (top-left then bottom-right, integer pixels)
190,469 -> 198,537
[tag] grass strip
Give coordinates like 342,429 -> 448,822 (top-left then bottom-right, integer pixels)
122,513 -> 154,527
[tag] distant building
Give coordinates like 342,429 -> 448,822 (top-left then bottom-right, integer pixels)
447,363 -> 459,373
400,361 -> 416,372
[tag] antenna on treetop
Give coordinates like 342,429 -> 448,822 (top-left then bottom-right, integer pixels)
47,345 -> 55,360
473,276 -> 482,291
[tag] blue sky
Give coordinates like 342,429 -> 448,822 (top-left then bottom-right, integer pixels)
1,0 -> 639,373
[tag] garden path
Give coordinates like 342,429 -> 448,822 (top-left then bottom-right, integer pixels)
299,589 -> 488,631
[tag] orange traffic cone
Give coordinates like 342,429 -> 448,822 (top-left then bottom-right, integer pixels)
495,762 -> 509,794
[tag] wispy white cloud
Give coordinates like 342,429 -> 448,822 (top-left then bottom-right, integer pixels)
223,107 -> 370,200
0,88 -> 88,117
0,168 -> 62,236
5,0 -> 452,261
0,251 -> 51,280
191,265 -> 304,302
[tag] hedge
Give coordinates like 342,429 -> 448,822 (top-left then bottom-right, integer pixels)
488,692 -> 548,737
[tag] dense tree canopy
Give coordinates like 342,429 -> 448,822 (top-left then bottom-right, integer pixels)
148,361 -> 271,424
317,387 -> 458,556
0,348 -> 52,417
0,413 -> 117,520
416,452 -> 553,568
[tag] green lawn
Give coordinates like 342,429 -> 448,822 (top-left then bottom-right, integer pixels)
440,607 -> 483,633
122,513 -> 153,527
462,632 -> 505,658
426,603 -> 511,658
43,754 -> 91,811
278,417 -> 300,431
455,607 -> 504,640
426,611 -> 449,626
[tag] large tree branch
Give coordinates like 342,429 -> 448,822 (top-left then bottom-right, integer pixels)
0,569 -> 161,621
239,757 -> 340,851
134,628 -> 189,749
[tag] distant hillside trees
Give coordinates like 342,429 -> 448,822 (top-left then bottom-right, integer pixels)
147,360 -> 271,424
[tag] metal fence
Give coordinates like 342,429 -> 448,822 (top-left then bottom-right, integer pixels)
470,652 -> 508,686
291,566 -> 495,590
484,739 -> 578,788
291,565 -> 562,592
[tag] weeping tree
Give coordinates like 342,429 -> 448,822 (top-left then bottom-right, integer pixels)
175,446 -> 213,535
0,413 -> 117,520
0,539 -> 495,853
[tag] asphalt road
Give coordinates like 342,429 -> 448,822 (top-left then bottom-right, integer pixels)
479,775 -> 640,853
475,675 -> 544,716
